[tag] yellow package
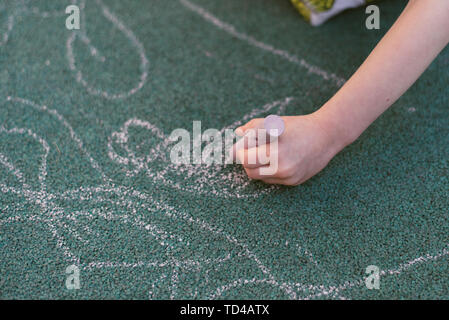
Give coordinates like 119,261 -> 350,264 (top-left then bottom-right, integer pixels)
291,0 -> 372,26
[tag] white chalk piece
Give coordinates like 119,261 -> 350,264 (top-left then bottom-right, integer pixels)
264,115 -> 285,137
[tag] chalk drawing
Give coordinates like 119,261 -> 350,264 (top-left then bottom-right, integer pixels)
2,96 -> 400,300
66,0 -> 149,99
1,1 -> 447,299
0,96 -> 301,299
0,0 -> 148,99
2,0 -> 342,98
2,95 -> 447,299
107,97 -> 294,199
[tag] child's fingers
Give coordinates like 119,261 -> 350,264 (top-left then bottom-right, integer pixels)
242,129 -> 259,149
235,118 -> 264,136
232,118 -> 273,162
230,135 -> 257,162
236,144 -> 271,168
231,129 -> 269,162
244,167 -> 292,183
243,167 -> 268,180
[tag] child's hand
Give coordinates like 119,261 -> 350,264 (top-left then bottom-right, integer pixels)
237,0 -> 449,186
233,113 -> 344,186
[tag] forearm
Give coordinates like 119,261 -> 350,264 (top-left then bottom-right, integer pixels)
316,0 -> 449,148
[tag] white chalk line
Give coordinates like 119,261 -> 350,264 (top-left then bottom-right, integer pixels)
208,244 -> 449,299
0,125 -> 49,193
0,0 -> 148,99
66,0 -> 149,99
0,153 -> 28,187
0,13 -> 14,46
178,0 -> 346,87
144,97 -> 292,194
7,96 -> 110,184
0,156 -> 81,264
381,246 -> 449,276
302,244 -> 449,300
295,243 -> 344,297
149,273 -> 167,299
0,131 -> 177,256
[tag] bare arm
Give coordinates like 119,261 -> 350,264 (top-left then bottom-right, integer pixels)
317,0 -> 449,148
236,0 -> 449,185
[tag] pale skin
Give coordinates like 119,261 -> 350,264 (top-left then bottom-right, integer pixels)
234,0 -> 449,186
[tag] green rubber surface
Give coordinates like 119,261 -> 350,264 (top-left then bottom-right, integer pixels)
0,0 -> 448,299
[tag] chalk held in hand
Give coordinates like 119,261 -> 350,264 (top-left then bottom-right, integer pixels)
264,115 -> 285,137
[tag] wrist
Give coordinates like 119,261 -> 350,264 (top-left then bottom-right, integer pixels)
311,104 -> 359,154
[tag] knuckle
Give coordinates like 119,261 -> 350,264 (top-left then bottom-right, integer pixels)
247,118 -> 261,127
